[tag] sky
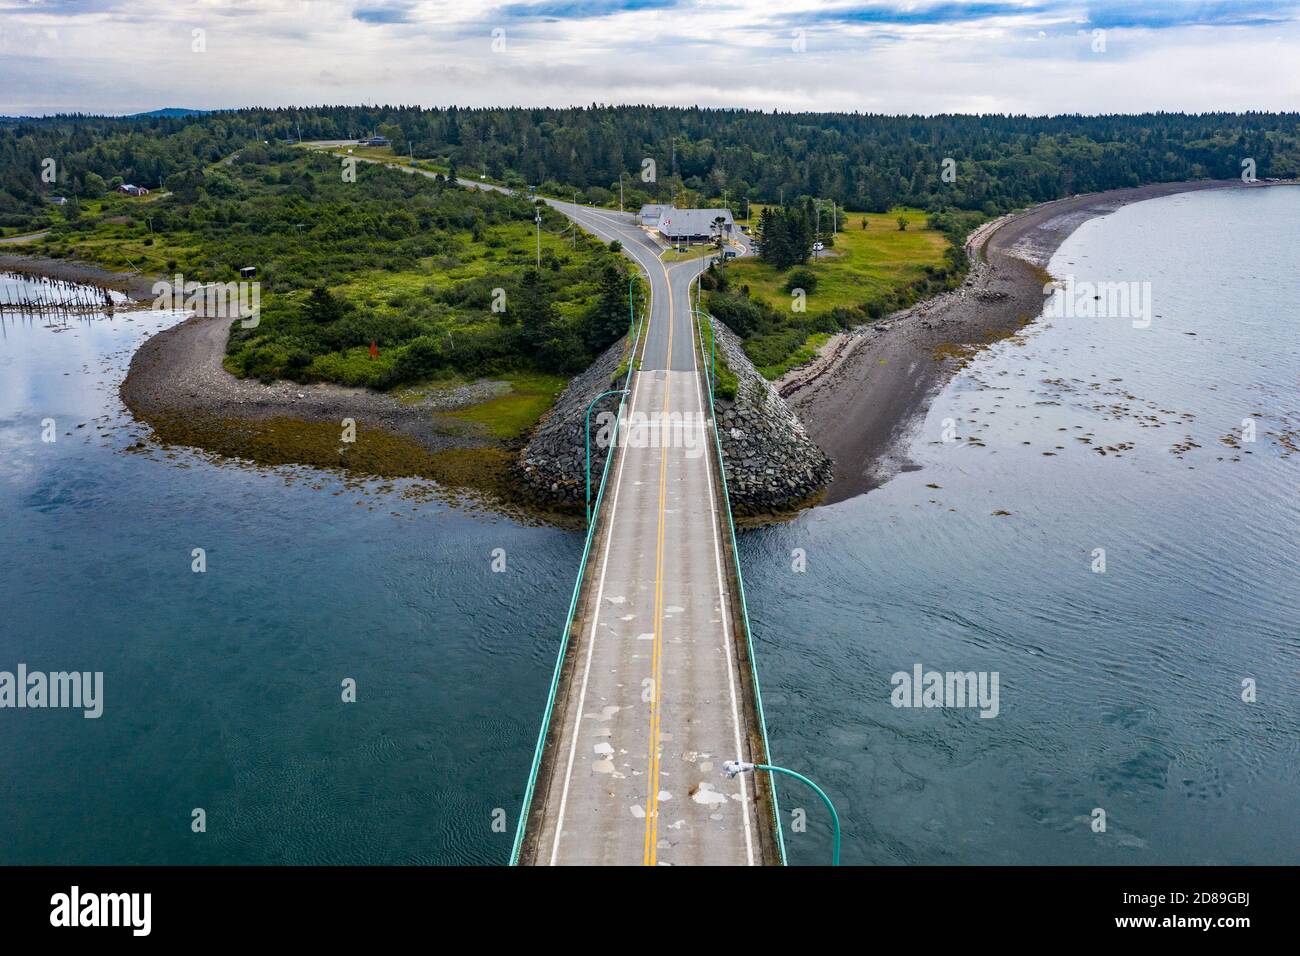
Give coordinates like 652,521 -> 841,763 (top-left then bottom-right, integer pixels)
2,0 -> 1300,116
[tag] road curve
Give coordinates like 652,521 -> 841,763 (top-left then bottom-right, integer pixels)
307,146 -> 774,864
519,207 -> 769,865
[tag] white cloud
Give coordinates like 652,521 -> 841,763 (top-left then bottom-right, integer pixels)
0,0 -> 1298,114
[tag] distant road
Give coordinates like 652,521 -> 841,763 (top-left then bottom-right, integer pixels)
305,143 -> 777,864
0,230 -> 48,244
519,205 -> 770,865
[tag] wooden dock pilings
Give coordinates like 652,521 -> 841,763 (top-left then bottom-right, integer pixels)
0,274 -> 116,315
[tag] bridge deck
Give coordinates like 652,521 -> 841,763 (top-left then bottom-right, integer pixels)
519,207 -> 777,866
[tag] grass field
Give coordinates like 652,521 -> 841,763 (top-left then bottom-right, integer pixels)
710,205 -> 956,378
442,372 -> 567,440
660,244 -> 717,263
725,205 -> 947,314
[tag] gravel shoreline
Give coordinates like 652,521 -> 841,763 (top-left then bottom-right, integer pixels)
779,178 -> 1261,504
120,310 -> 502,455
3,178 -> 1278,512
0,252 -> 160,301
0,246 -> 507,456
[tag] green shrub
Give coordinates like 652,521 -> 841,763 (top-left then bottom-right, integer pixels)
784,267 -> 817,294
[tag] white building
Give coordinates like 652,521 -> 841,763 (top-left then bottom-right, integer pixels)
638,203 -> 670,227
654,207 -> 734,243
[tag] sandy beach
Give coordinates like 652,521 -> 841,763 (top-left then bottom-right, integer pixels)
780,178 -> 1258,504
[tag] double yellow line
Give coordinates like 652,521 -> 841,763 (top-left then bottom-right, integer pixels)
642,257 -> 677,866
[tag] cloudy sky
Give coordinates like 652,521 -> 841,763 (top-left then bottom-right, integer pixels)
2,0 -> 1299,116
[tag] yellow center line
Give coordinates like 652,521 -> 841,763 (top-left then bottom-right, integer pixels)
643,259 -> 676,866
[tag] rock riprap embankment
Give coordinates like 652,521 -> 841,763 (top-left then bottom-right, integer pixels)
518,323 -> 832,514
516,336 -> 629,506
707,319 -> 833,514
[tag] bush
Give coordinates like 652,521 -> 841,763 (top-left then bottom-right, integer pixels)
709,290 -> 778,338
784,267 -> 817,294
388,334 -> 447,384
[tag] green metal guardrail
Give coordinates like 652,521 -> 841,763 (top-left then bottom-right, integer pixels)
508,284 -> 646,866
693,301 -> 789,866
508,265 -> 790,867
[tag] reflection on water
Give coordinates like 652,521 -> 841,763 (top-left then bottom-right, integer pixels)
745,187 -> 1300,865
4,181 -> 1298,869
0,273 -> 578,864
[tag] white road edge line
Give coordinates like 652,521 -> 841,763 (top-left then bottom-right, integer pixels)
548,212 -> 657,865
682,261 -> 756,866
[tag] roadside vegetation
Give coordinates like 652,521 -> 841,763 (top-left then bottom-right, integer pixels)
705,205 -> 958,379
31,146 -> 637,397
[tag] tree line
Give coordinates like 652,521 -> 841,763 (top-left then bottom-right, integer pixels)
4,107 -> 1299,233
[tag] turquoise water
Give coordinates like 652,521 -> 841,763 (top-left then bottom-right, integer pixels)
2,186 -> 1296,866
0,291 -> 577,864
747,186 -> 1300,865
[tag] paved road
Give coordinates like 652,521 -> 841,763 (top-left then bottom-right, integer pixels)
522,205 -> 768,865
304,144 -> 770,864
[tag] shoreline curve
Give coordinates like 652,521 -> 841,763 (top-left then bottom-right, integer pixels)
780,178 -> 1282,505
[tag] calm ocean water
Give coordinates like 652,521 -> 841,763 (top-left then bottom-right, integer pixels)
748,186 -> 1299,865
2,186 -> 1296,865
0,290 -> 578,864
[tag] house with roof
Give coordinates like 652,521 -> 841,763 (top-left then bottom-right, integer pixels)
638,203 -> 670,227
655,207 -> 734,243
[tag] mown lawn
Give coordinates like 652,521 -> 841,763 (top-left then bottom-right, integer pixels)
711,205 -> 955,379
725,205 -> 948,314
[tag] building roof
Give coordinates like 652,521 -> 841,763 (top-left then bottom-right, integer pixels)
656,207 -> 734,237
638,203 -> 670,223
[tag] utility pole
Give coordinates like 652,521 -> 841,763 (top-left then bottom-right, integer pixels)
534,207 -> 541,267
619,173 -> 624,213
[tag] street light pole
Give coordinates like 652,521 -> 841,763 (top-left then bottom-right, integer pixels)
585,388 -> 630,526
724,761 -> 841,865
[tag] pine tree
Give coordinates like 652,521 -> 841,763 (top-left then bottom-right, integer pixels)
584,262 -> 630,350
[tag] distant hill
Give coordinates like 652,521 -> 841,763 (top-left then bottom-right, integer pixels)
130,108 -> 210,118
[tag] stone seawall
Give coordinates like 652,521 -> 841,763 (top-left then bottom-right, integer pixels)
707,319 -> 833,515
516,322 -> 833,515
516,336 -> 629,508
